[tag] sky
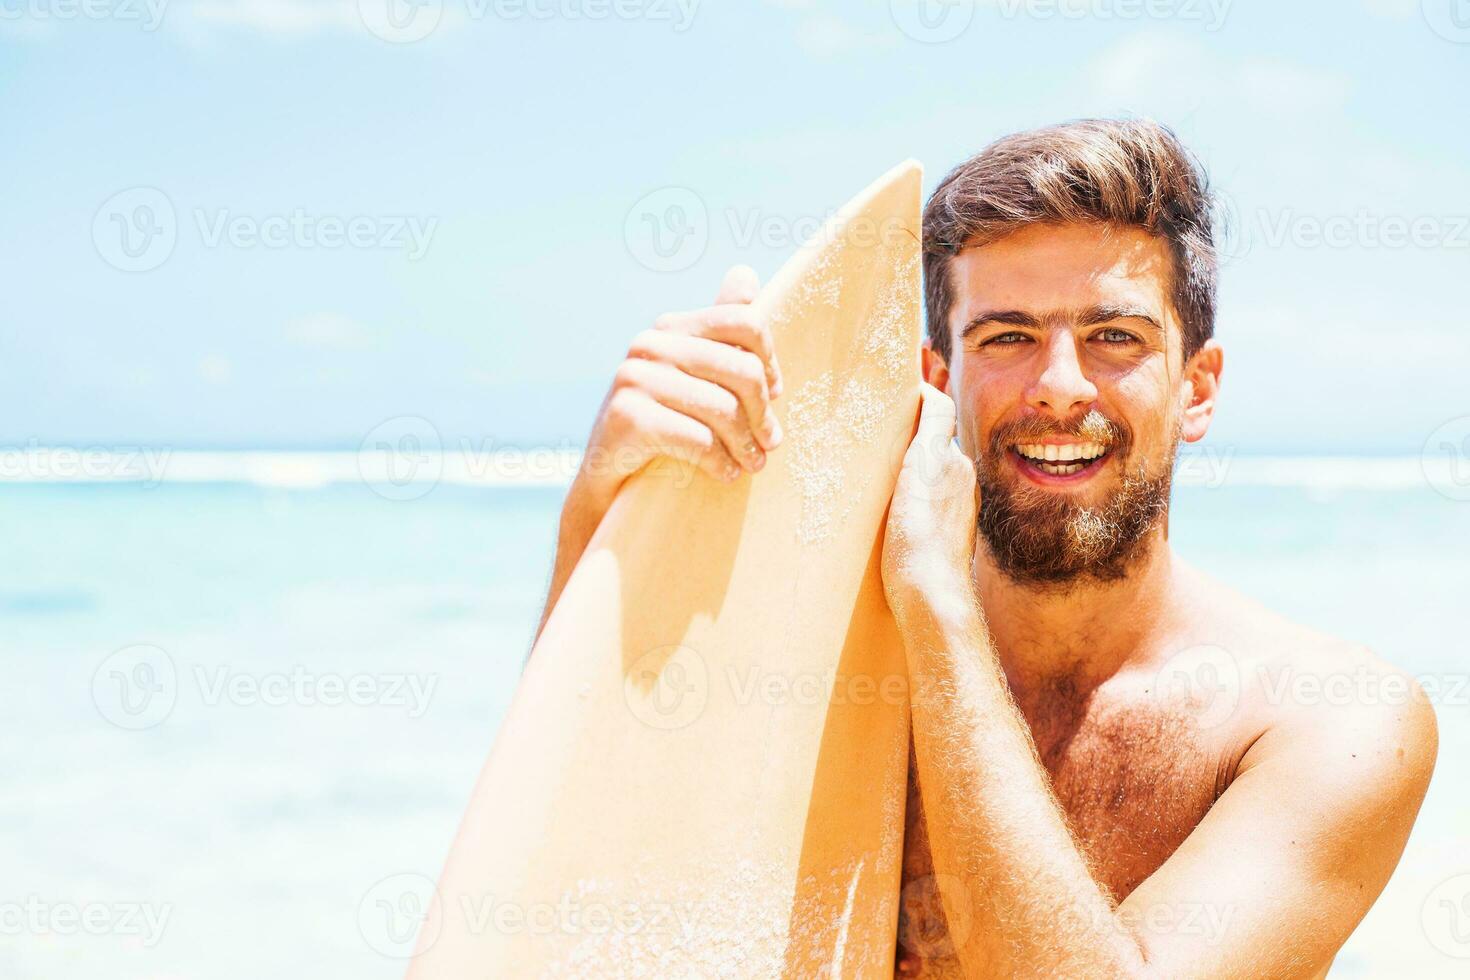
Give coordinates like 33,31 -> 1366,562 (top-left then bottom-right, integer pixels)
2,0 -> 1467,454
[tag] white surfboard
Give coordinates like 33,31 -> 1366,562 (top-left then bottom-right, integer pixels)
410,160 -> 924,978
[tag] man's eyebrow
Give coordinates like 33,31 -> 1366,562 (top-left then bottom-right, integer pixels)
958,309 -> 1041,340
1076,304 -> 1164,332
958,305 -> 1164,342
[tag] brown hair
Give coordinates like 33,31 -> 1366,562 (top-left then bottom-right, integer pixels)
922,118 -> 1218,363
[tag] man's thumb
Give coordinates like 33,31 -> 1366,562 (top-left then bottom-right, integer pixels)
714,264 -> 761,305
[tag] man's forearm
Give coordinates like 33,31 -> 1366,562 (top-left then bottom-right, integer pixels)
898,584 -> 1148,978
533,473 -> 617,644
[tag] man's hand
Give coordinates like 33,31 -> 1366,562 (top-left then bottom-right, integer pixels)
535,265 -> 784,642
882,383 -> 980,620
572,264 -> 785,515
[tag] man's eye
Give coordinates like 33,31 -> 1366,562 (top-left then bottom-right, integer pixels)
986,331 -> 1029,345
1097,328 -> 1136,344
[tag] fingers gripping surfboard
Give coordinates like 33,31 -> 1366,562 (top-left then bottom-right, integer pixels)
411,161 -> 924,978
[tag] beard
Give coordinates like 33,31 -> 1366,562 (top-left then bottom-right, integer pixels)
975,410 -> 1175,588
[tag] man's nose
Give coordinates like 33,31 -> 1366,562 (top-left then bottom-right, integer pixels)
1025,331 -> 1097,416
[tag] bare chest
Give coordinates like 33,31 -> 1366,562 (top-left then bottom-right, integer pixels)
1027,703 -> 1227,898
897,700 -> 1232,971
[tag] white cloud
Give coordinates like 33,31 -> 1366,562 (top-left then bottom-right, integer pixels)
1089,33 -> 1201,103
285,312 -> 376,351
1233,59 -> 1351,114
0,17 -> 58,40
1087,34 -> 1351,118
180,0 -> 361,36
1359,0 -> 1418,19
167,0 -> 470,44
792,13 -> 896,58
198,354 -> 234,385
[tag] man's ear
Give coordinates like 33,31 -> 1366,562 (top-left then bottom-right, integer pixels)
1179,340 -> 1223,444
921,342 -> 951,394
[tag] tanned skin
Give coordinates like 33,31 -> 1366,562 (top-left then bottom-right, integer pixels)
539,224 -> 1438,979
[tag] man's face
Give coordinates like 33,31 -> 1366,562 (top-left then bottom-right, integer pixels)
925,221 -> 1219,586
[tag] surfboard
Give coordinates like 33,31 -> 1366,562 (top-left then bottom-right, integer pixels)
409,160 -> 924,978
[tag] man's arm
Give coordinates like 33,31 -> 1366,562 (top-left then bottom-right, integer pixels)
534,470 -> 618,641
532,265 -> 783,644
899,590 -> 1437,978
883,386 -> 1439,978
1115,649 -> 1438,977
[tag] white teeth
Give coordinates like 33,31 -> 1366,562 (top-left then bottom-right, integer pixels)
1014,441 -> 1110,468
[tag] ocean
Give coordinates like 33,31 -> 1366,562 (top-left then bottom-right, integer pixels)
3,452 -> 1467,978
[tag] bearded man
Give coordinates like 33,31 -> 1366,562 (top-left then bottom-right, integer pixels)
542,119 -> 1438,979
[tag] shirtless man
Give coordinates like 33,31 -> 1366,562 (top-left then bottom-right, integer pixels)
540,119 -> 1438,978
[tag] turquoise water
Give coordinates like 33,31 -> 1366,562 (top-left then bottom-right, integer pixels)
3,475 -> 1467,977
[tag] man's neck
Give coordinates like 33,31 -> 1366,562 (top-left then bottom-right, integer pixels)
973,529 -> 1183,705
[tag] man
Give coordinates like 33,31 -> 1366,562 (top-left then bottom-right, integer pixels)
540,119 -> 1438,978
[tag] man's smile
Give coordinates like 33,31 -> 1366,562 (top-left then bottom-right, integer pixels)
1009,439 -> 1112,485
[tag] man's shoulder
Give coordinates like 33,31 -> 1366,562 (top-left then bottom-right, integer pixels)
1178,562 -> 1438,787
1177,560 -> 1415,689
